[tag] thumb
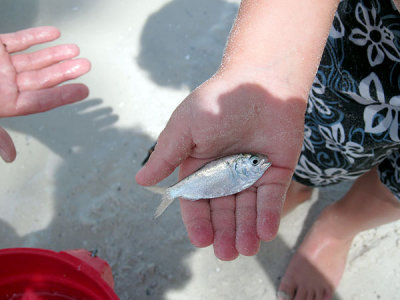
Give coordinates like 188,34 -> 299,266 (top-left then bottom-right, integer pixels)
136,112 -> 193,186
0,127 -> 16,162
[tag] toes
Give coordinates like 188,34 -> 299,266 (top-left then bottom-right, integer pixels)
277,290 -> 292,300
305,290 -> 316,300
293,286 -> 307,300
323,287 -> 334,300
278,277 -> 296,300
315,288 -> 328,300
277,283 -> 333,300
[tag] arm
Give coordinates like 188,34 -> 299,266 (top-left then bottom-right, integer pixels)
222,0 -> 339,97
137,0 -> 340,260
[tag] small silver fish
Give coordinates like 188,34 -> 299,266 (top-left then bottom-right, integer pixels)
146,153 -> 271,218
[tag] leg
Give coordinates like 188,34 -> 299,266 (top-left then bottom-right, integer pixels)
278,168 -> 400,300
282,180 -> 313,216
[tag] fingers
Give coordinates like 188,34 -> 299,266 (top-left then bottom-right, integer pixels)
210,195 -> 238,261
179,155 -> 259,259
211,190 -> 260,259
178,157 -> 214,247
15,83 -> 89,115
178,157 -> 236,259
136,104 -> 194,186
235,190 -> 260,256
12,44 -> 80,73
256,183 -> 283,241
180,199 -> 214,247
182,191 -> 260,260
179,163 -> 290,261
0,127 -> 16,162
16,58 -> 91,92
0,26 -> 60,53
256,167 -> 291,241
179,160 -> 287,259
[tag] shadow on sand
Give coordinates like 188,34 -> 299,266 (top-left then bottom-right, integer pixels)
0,98 -> 197,299
137,0 -> 238,91
1,1 -> 201,298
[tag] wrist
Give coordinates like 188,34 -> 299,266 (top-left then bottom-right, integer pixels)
214,63 -> 310,105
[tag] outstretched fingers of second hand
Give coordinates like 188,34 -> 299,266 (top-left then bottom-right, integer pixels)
12,44 -> 81,73
0,127 -> 16,162
14,83 -> 89,116
0,27 -> 61,53
16,58 -> 91,92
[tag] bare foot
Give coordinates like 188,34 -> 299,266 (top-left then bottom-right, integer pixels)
278,206 -> 353,300
278,168 -> 400,300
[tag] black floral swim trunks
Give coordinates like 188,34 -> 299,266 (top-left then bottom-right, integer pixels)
293,0 -> 400,198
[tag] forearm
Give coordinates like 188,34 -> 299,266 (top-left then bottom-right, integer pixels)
220,0 -> 340,99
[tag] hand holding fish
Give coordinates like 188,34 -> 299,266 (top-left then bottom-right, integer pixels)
137,0 -> 333,260
136,69 -> 307,260
0,27 -> 90,162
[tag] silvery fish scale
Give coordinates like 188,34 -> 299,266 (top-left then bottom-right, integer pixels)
151,153 -> 271,218
168,153 -> 271,200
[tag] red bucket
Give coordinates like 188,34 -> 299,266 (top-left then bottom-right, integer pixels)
0,248 -> 119,300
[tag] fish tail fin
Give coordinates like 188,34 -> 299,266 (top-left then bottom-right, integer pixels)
154,190 -> 175,219
144,185 -> 167,195
144,186 -> 175,218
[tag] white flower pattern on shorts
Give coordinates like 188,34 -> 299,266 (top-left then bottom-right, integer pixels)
349,3 -> 400,66
307,72 -> 331,115
294,0 -> 400,199
319,123 -> 373,164
346,73 -> 400,142
295,156 -> 363,186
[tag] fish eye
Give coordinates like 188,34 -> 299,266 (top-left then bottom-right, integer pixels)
251,157 -> 260,166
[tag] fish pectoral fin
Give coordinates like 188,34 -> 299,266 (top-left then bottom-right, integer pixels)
154,192 -> 175,219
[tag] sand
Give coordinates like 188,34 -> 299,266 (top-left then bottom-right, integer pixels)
0,1 -> 399,299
